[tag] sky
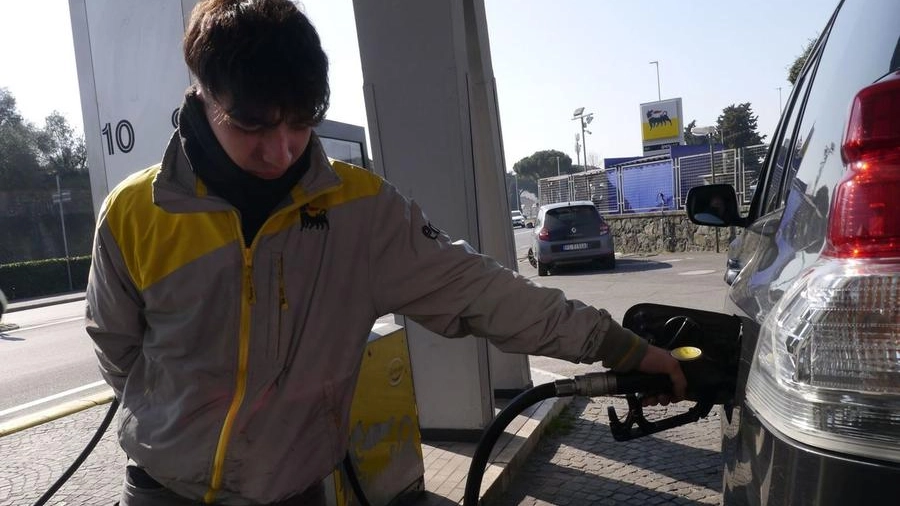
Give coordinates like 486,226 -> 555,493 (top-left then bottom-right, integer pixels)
0,0 -> 838,173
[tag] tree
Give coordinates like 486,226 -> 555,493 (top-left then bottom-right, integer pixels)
0,88 -> 42,189
788,38 -> 816,85
37,111 -> 87,175
716,103 -> 766,149
512,149 -> 573,181
682,119 -> 706,146
0,87 -> 23,128
508,150 -> 573,207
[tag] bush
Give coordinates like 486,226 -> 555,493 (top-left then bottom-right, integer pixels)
0,256 -> 91,300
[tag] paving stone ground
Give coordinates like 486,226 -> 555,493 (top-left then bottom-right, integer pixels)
1,395 -> 723,506
1,407 -> 124,506
497,397 -> 723,506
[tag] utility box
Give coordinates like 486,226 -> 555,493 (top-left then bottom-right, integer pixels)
325,323 -> 425,505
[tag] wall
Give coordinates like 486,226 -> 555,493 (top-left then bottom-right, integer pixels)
606,210 -> 738,254
0,189 -> 95,264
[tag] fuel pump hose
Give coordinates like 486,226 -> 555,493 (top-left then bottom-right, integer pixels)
32,398 -> 120,506
462,372 -> 671,506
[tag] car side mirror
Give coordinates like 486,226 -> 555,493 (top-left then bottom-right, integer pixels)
686,184 -> 745,227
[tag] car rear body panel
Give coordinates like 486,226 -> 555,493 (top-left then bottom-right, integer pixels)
721,403 -> 900,506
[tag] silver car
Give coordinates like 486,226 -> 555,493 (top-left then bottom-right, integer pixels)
528,201 -> 615,276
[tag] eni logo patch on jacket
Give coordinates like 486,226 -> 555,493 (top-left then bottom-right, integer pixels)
300,205 -> 329,230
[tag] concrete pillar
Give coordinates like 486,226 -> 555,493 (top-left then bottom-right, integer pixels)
352,0 -> 531,439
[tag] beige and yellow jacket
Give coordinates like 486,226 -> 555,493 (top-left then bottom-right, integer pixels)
85,133 -> 647,504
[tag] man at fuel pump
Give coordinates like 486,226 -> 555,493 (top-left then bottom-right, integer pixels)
85,1 -> 686,504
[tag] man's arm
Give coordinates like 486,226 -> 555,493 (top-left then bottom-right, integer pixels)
85,224 -> 145,398
369,183 -> 686,399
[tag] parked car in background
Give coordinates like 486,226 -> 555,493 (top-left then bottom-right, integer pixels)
510,210 -> 526,228
687,0 -> 900,503
528,201 -> 615,276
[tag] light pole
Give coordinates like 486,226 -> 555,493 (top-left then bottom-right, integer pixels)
514,172 -> 520,211
776,86 -> 783,111
691,125 -> 720,252
574,134 -> 581,167
649,61 -> 661,101
572,107 -> 593,172
53,173 -> 74,291
691,125 -> 719,183
555,155 -> 560,176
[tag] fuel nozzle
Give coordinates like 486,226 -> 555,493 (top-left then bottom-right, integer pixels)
557,371 -> 673,398
605,344 -> 737,441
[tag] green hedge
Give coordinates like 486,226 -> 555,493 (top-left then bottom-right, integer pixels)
0,256 -> 91,301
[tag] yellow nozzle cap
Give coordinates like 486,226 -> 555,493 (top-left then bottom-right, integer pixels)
671,346 -> 702,362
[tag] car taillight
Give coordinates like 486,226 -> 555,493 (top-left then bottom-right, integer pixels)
598,223 -> 609,235
826,71 -> 900,258
745,73 -> 900,464
538,228 -> 550,241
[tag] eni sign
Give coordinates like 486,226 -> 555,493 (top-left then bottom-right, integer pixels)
639,97 -> 684,155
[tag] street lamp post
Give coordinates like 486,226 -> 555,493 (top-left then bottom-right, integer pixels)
691,125 -> 721,252
514,173 -> 519,211
691,125 -> 719,184
649,61 -> 661,101
572,107 -> 593,172
574,134 -> 581,167
53,173 -> 74,291
776,86 -> 783,111
555,155 -> 560,176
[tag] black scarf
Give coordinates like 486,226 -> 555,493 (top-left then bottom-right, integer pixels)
177,88 -> 310,246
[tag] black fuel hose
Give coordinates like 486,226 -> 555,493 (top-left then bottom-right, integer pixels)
342,452 -> 372,506
463,382 -> 559,506
462,372 -> 671,506
32,398 -> 120,506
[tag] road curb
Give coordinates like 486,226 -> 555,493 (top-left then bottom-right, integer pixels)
5,292 -> 86,314
0,389 -> 114,438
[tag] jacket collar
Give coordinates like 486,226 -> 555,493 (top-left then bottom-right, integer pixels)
153,131 -> 342,213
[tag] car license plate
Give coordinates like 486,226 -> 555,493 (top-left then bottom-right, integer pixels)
563,243 -> 588,251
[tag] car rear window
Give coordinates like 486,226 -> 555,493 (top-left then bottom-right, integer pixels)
544,206 -> 602,231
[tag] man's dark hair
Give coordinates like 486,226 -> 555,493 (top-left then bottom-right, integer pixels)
184,0 -> 330,125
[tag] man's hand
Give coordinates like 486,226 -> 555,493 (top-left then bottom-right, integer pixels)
636,344 -> 687,406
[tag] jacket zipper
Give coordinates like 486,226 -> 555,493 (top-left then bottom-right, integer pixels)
276,254 -> 288,361
204,221 -> 255,503
278,254 -> 288,310
203,193 -> 330,502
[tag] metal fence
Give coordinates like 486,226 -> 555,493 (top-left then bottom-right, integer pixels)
538,144 -> 768,214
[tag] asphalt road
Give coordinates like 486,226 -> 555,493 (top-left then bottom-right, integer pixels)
513,226 -> 730,378
0,301 -> 104,424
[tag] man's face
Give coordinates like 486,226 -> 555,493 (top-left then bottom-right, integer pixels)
201,90 -> 313,180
